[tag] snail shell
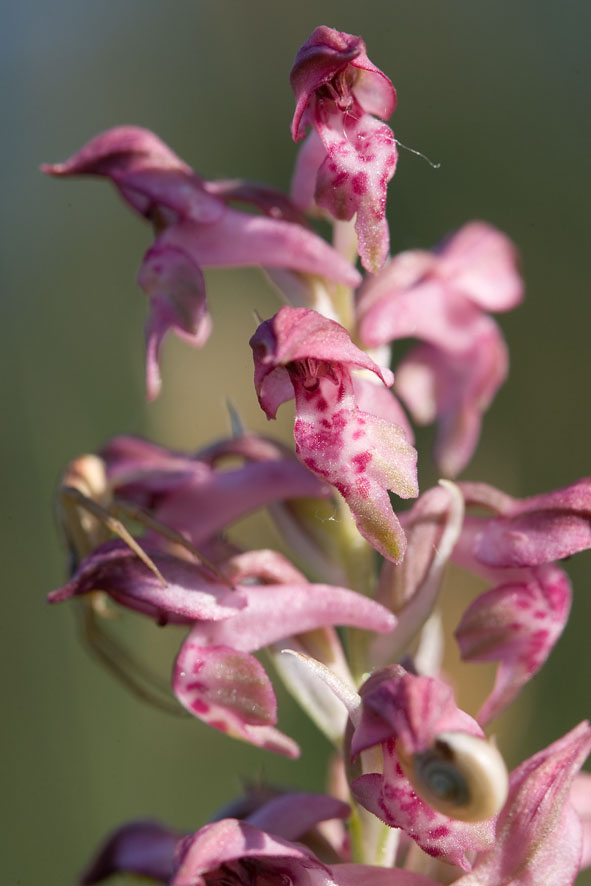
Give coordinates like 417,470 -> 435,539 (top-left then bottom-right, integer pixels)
397,731 -> 509,822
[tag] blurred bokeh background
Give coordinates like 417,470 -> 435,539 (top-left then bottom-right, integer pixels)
2,1 -> 590,883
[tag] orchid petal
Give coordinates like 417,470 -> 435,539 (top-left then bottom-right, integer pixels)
436,221 -> 523,312
352,374 -> 414,443
371,481 -> 464,667
102,434 -> 329,549
79,819 -> 182,884
456,564 -> 572,725
351,667 -> 501,869
290,26 -> 396,142
47,541 -> 244,624
44,125 -> 362,400
469,477 -> 591,568
139,242 -> 211,401
314,108 -> 397,273
352,665 -> 481,758
171,819 -> 331,886
353,767 -> 495,871
184,580 -> 396,653
396,329 -> 508,478
290,26 -> 397,272
246,792 -> 349,842
571,772 -> 591,869
173,644 -> 299,758
329,865 -> 439,886
159,214 -> 361,287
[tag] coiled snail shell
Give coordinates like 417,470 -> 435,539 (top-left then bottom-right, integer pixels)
397,731 -> 509,821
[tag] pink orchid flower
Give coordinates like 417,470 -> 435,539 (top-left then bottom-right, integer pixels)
454,479 -> 591,724
351,665 -> 507,871
173,548 -> 396,756
290,26 -> 398,272
356,222 -> 523,475
250,306 -> 418,563
43,126 -> 361,399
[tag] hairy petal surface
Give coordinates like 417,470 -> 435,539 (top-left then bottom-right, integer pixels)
455,722 -> 591,886
173,644 -> 299,758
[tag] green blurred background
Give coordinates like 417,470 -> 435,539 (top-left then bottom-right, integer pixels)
2,1 -> 590,883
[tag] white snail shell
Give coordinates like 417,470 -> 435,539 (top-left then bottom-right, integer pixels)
397,731 -> 509,822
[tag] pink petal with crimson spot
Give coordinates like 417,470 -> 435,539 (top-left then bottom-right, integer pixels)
173,644 -> 299,758
353,762 -> 494,872
314,107 -> 397,273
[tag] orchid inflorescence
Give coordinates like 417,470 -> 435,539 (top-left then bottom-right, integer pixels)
44,25 -> 591,886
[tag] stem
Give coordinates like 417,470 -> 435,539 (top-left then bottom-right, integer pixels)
329,218 -> 358,331
333,493 -> 376,684
348,801 -> 369,864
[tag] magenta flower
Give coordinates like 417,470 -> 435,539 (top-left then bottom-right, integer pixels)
47,540 -> 245,625
173,548 -> 396,755
250,306 -> 418,562
356,222 -> 523,475
290,26 -> 398,272
79,792 -> 350,884
453,479 -> 591,723
43,126 -> 361,398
